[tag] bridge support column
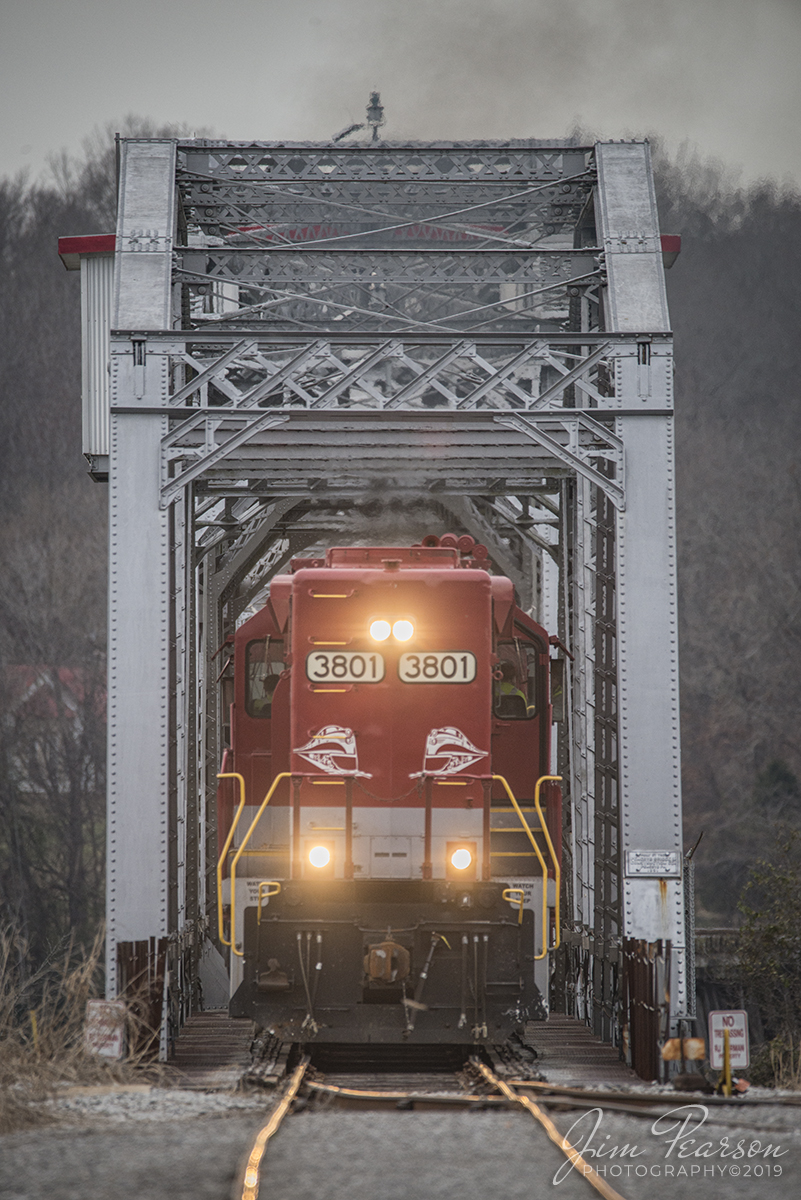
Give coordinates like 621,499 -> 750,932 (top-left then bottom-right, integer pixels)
596,141 -> 686,1020
106,141 -> 176,998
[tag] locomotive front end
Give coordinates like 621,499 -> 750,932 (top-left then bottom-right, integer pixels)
225,541 -> 556,1044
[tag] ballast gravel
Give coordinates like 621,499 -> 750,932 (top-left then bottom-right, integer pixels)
45,1084 -> 268,1124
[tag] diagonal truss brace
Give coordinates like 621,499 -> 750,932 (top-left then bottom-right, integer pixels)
161,414 -> 289,508
169,338 -> 257,406
162,342 -> 323,451
529,345 -> 611,410
160,337 -> 615,416
494,413 -> 625,509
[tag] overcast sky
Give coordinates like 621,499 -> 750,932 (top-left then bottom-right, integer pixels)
2,0 -> 799,188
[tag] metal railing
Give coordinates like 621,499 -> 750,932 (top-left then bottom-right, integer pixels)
223,772 -> 292,957
215,772 -> 247,947
492,774 -> 562,959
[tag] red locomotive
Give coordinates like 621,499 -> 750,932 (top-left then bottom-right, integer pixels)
217,534 -> 561,1045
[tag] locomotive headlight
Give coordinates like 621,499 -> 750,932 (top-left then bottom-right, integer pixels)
450,847 -> 472,871
308,845 -> 331,869
446,842 -> 476,879
392,620 -> 414,642
370,619 -> 391,641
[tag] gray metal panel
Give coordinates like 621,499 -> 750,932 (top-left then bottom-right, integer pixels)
594,142 -> 685,1012
595,142 -> 669,333
106,408 -> 170,979
106,141 -> 176,996
114,141 -> 176,330
615,416 -> 681,847
615,412 -> 685,1002
81,254 -> 113,456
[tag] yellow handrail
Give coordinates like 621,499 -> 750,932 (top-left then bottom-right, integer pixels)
216,773 -> 248,947
257,881 -> 282,924
229,773 -> 292,957
533,774 -> 562,951
502,887 -> 525,925
491,774 -> 562,958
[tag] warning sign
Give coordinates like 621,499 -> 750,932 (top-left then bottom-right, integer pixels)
84,999 -> 126,1059
708,1009 -> 750,1069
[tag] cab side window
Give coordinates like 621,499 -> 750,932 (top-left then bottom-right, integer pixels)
245,638 -> 284,718
494,642 -> 538,720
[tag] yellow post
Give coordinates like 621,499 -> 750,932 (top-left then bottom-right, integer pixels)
723,1027 -> 732,1097
216,773 -> 248,947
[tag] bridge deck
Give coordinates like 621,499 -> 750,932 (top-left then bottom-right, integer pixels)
524,1015 -> 636,1086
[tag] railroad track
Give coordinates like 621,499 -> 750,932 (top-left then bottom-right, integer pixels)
235,1045 -> 801,1200
164,1017 -> 799,1198
238,1056 -> 630,1200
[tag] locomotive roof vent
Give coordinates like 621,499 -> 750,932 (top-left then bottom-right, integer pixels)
419,533 -> 489,562
325,545 -> 458,569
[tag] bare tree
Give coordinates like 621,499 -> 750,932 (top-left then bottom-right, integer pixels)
0,483 -> 106,959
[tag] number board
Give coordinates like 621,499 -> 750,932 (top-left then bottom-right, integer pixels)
306,651 -> 385,683
399,652 -> 477,683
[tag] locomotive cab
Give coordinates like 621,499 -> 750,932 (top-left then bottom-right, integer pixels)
217,537 -> 561,1045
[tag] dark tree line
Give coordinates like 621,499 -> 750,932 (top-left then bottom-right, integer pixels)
654,146 -> 801,916
0,127 -> 799,970
0,121 -> 186,964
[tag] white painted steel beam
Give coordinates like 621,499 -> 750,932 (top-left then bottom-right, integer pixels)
106,141 -> 176,995
595,142 -> 685,1015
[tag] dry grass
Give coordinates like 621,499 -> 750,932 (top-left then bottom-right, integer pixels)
767,1035 -> 801,1090
0,925 -> 161,1133
747,1033 -> 801,1090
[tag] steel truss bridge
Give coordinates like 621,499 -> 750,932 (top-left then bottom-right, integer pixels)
63,136 -> 686,1070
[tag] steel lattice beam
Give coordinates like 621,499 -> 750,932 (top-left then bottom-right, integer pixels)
179,249 -> 598,286
178,141 -> 594,184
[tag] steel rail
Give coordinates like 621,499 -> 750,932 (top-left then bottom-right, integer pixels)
304,1076 -> 767,1126
115,328 -> 670,345
305,1079 -> 508,1105
240,1058 -> 309,1200
505,1078 -> 801,1111
474,1060 -> 627,1200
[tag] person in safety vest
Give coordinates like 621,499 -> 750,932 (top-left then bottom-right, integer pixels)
496,661 -> 528,715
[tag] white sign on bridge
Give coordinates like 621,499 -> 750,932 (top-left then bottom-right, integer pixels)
708,1009 -> 750,1069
